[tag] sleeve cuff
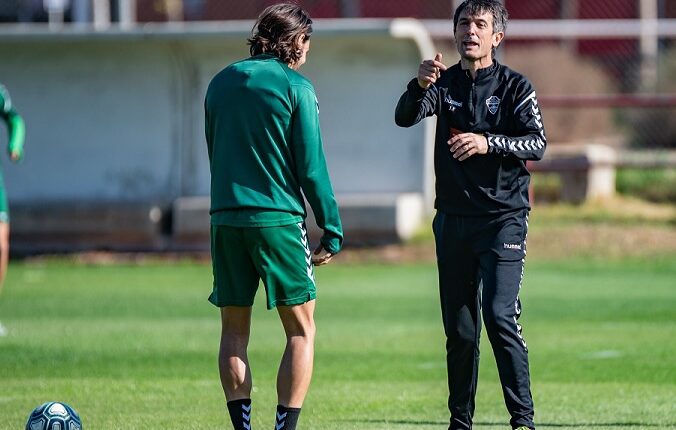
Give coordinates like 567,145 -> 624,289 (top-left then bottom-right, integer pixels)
406,78 -> 428,96
485,134 -> 498,154
321,234 -> 343,254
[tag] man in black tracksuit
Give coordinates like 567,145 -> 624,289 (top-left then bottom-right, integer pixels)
395,1 -> 545,430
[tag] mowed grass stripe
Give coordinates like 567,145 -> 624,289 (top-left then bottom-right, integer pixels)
0,259 -> 674,429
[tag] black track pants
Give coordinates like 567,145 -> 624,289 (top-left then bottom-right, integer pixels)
433,210 -> 534,430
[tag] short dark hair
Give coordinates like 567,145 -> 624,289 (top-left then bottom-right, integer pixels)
453,0 -> 508,34
248,3 -> 313,65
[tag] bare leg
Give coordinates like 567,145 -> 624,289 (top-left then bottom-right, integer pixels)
0,222 -> 9,294
219,306 -> 253,401
276,300 -> 316,408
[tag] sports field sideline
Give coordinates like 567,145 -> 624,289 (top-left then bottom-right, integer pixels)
0,250 -> 674,429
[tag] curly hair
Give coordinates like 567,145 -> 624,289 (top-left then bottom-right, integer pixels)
453,0 -> 509,34
248,3 -> 313,65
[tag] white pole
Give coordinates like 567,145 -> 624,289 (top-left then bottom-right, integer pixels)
118,0 -> 136,29
44,0 -> 67,29
640,0 -> 659,90
47,9 -> 65,29
93,0 -> 111,30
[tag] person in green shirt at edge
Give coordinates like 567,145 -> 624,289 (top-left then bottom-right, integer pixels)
204,4 -> 343,430
0,84 -> 25,337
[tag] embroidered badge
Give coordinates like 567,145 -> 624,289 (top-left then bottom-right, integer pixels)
485,95 -> 500,115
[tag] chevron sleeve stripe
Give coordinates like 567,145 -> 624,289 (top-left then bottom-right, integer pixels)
486,89 -> 546,161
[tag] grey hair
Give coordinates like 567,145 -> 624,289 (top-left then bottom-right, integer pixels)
453,0 -> 508,34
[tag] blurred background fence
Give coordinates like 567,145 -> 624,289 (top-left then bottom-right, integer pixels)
2,0 -> 674,149
0,0 -> 674,251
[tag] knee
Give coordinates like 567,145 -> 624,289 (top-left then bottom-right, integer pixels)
287,319 -> 315,342
483,304 -> 514,336
306,320 -> 316,339
446,317 -> 477,346
279,302 -> 316,342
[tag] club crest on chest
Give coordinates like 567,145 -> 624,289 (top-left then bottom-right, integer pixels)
485,95 -> 500,115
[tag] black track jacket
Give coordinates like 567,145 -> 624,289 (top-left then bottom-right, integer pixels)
395,61 -> 546,216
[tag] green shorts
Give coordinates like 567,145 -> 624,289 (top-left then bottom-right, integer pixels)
209,222 -> 316,309
0,172 -> 8,223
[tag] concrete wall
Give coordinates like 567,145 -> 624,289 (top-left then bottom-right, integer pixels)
0,20 -> 435,250
0,38 -> 180,203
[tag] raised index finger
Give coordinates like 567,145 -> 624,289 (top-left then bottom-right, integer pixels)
433,60 -> 448,71
425,59 -> 448,71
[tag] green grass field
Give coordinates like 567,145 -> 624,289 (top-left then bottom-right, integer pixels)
0,255 -> 674,429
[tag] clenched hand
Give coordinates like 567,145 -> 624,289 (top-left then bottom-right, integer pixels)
448,132 -> 488,161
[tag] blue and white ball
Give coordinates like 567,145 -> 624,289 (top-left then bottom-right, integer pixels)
25,402 -> 82,430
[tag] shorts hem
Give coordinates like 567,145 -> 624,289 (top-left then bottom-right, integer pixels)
268,291 -> 316,309
208,296 -> 255,308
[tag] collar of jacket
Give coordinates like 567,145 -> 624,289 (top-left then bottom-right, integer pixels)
459,60 -> 499,83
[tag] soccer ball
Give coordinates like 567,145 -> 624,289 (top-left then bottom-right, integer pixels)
25,402 -> 82,430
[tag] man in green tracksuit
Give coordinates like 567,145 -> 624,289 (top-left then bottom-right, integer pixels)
0,84 -> 25,293
204,4 -> 342,430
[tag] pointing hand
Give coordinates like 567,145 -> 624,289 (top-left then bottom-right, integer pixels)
417,52 -> 447,89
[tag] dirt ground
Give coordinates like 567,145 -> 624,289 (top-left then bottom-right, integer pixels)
335,223 -> 676,264
339,198 -> 676,264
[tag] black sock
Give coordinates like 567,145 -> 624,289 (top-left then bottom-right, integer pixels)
274,405 -> 301,430
227,398 -> 252,430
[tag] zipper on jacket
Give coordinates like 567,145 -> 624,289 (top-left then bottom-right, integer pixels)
469,82 -> 476,117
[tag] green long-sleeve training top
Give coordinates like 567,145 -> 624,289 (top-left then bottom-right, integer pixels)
204,54 -> 343,254
0,84 -> 25,160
